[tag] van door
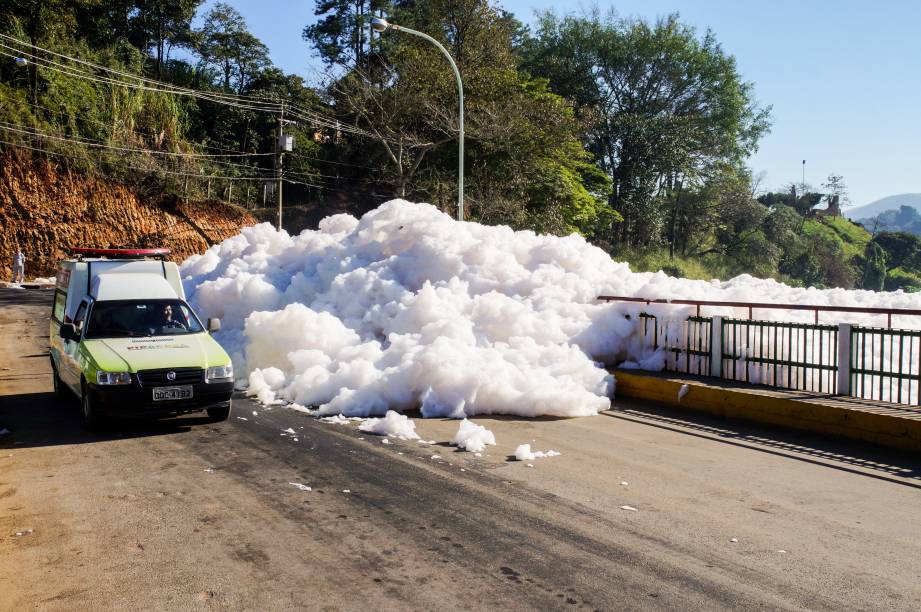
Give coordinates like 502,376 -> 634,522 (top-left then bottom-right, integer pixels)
61,299 -> 89,392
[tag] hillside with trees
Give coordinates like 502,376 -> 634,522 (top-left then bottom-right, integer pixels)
0,0 -> 911,291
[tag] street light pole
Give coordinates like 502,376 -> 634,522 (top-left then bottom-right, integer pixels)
371,17 -> 464,221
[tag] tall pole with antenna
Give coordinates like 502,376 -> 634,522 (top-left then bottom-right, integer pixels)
276,101 -> 285,231
802,159 -> 806,194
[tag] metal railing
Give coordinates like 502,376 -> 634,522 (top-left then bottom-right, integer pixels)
639,314 -> 712,376
597,295 -> 921,328
850,326 -> 921,405
600,296 -> 921,406
721,318 -> 838,394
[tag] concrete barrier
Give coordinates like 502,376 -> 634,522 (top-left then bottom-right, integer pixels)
613,369 -> 921,453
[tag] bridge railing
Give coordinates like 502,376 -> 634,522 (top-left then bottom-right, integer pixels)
600,296 -> 921,406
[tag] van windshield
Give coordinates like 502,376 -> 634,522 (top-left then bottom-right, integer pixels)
84,300 -> 204,339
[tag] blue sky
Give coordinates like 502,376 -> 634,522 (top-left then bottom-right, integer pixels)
199,0 -> 921,207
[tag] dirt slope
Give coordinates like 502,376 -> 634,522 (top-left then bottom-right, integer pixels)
0,151 -> 257,278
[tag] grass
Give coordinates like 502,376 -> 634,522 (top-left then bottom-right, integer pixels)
614,248 -> 727,280
803,216 -> 871,260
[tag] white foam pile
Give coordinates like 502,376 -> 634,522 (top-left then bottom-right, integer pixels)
357,410 -> 420,439
451,419 -> 496,452
181,200 -> 921,418
514,444 -> 561,461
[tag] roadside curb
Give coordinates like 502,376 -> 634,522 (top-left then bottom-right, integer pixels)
613,369 -> 921,453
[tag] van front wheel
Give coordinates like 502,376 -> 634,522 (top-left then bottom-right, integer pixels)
81,383 -> 105,431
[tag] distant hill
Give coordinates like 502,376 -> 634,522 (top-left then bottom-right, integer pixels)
856,205 -> 921,236
845,193 -> 921,220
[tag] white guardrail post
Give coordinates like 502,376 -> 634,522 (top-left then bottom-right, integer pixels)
836,323 -> 852,395
710,316 -> 722,378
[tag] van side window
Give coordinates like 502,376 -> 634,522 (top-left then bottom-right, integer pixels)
52,290 -> 67,323
74,302 -> 88,330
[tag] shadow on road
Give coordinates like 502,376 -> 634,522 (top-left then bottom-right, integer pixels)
0,287 -> 54,307
0,390 -> 210,450
605,398 -> 921,489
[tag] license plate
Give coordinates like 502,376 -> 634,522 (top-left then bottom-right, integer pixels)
152,385 -> 193,401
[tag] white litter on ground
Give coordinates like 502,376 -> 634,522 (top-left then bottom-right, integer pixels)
451,419 -> 496,452
381,438 -> 391,444
620,481 -> 629,486
181,200 -> 921,418
730,538 -> 739,543
620,505 -> 638,512
321,414 -> 355,425
282,427 -> 296,434
514,444 -> 561,461
236,416 -> 248,421
14,528 -> 33,536
342,489 -> 351,493
203,468 -> 214,473
430,454 -> 442,460
357,410 -> 420,439
678,384 -> 689,401
289,482 -> 312,491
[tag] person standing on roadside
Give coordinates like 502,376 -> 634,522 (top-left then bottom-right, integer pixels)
12,247 -> 25,283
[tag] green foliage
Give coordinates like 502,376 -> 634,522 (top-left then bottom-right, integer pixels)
861,242 -> 887,291
522,9 -> 771,247
199,3 -> 270,93
304,0 -> 390,68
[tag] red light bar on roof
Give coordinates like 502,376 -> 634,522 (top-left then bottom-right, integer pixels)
70,247 -> 171,259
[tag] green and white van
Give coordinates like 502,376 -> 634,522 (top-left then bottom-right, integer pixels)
49,248 -> 234,429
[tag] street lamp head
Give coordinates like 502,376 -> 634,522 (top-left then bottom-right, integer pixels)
370,18 -> 390,33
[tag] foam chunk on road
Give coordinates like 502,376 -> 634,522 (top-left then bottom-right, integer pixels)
514,444 -> 561,461
452,419 -> 496,452
357,410 -> 420,439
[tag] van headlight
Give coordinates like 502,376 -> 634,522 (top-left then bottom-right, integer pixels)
206,364 -> 233,382
97,371 -> 132,385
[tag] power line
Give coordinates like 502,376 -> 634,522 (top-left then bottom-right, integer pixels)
0,33 -> 383,139
0,136 -> 342,191
0,122 -> 280,177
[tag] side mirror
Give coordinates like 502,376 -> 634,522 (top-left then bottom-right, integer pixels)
207,318 -> 221,333
60,323 -> 80,342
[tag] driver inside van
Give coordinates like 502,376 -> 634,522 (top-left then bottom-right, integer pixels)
158,303 -> 187,330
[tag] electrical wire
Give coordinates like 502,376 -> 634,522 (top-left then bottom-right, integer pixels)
0,33 -> 384,138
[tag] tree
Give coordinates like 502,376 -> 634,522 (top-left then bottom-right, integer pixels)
303,0 -> 390,69
0,0 -> 81,104
199,3 -> 270,93
132,0 -> 202,78
822,173 -> 849,212
873,232 -> 921,273
522,9 -> 771,247
861,242 -> 887,291
323,0 -> 615,235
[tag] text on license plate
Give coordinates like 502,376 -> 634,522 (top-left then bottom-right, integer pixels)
153,385 -> 193,401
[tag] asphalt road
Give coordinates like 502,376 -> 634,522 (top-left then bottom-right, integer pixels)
2,287 -> 921,611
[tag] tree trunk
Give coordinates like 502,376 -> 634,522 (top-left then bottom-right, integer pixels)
156,8 -> 164,78
28,5 -> 40,106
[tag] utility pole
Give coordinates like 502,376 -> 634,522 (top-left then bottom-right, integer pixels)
802,159 -> 806,194
276,102 -> 285,231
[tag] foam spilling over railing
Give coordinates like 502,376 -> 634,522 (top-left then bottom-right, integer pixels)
180,200 -> 921,417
